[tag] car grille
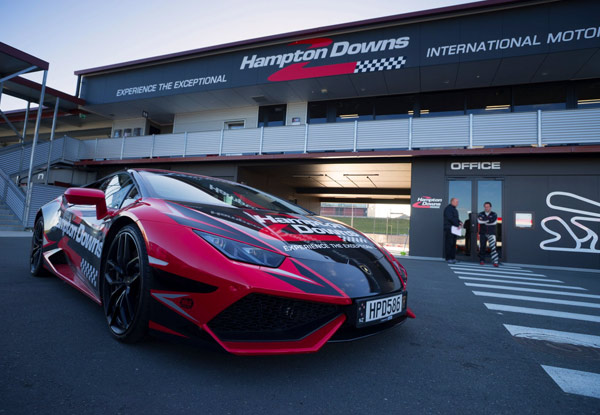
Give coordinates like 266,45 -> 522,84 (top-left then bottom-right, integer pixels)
208,294 -> 341,342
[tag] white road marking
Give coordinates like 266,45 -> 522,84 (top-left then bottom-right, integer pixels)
451,267 -> 543,276
484,303 -> 600,323
503,325 -> 600,349
459,277 -> 585,290
457,273 -> 558,282
464,283 -> 600,299
473,291 -> 600,309
541,366 -> 600,399
450,263 -> 525,271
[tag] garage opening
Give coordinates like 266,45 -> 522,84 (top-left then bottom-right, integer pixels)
237,160 -> 412,254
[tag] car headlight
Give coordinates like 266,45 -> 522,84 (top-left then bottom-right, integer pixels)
194,230 -> 285,268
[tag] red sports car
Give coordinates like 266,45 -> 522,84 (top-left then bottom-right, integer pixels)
30,169 -> 413,355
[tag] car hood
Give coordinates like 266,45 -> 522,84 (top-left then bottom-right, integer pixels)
163,201 -> 401,297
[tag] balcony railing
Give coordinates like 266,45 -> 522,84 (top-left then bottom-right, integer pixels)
77,108 -> 600,161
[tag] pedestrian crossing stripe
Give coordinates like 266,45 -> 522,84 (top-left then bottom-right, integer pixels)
541,366 -> 600,400
464,283 -> 600,299
473,291 -> 600,309
459,277 -> 585,290
503,325 -> 600,349
450,266 -> 541,276
457,272 -> 558,282
484,303 -> 600,323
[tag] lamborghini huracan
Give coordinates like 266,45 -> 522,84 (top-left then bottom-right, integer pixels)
30,168 -> 413,355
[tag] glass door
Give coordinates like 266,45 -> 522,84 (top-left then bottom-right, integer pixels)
476,180 -> 503,261
448,180 -> 473,259
448,179 -> 503,261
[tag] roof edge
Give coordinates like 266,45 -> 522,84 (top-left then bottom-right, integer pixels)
0,42 -> 49,71
74,0 -> 530,76
10,77 -> 85,106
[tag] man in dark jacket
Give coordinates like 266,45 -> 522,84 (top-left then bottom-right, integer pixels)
443,198 -> 462,263
478,201 -> 499,266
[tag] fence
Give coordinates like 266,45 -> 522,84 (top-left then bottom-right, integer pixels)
73,107 -> 600,161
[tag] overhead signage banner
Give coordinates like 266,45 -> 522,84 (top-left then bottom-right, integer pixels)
81,0 -> 600,105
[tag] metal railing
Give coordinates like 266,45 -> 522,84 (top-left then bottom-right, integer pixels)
0,135 -> 80,227
77,107 -> 600,161
0,168 -> 25,222
1,107 -> 599,228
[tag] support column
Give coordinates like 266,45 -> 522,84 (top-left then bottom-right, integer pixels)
23,70 -> 48,227
45,97 -> 60,184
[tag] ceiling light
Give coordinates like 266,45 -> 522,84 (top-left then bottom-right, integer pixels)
485,105 -> 510,110
340,114 -> 359,119
578,98 -> 600,105
420,109 -> 430,114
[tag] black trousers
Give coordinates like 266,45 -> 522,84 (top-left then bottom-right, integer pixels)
444,229 -> 457,260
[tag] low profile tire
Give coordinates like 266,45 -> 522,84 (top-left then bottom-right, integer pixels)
101,224 -> 152,343
30,216 -> 49,277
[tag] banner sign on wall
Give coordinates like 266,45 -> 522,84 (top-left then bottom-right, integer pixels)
80,0 -> 600,105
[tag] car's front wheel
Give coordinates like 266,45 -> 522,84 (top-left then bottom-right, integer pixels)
30,216 -> 48,277
101,224 -> 151,343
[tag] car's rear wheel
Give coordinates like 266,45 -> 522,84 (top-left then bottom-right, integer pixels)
30,216 -> 48,277
101,224 -> 151,343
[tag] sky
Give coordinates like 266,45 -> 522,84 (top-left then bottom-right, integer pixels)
1,0 -> 472,110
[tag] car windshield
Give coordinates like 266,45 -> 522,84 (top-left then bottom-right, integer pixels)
138,170 -> 310,215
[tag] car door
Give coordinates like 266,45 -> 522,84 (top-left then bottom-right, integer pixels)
60,173 -> 136,296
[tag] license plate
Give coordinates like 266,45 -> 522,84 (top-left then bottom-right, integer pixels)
356,293 -> 404,327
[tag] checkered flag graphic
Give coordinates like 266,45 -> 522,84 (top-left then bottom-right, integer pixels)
354,56 -> 406,73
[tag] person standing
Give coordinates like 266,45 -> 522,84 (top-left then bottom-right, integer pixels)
443,198 -> 462,264
478,201 -> 499,267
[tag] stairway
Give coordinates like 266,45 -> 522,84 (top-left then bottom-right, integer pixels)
0,201 -> 23,231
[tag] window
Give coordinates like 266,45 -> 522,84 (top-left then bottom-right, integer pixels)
113,129 -> 122,138
466,88 -> 511,114
99,174 -> 135,210
420,91 -> 465,117
375,96 -> 415,119
576,80 -> 600,108
133,127 -> 142,136
139,170 -> 310,215
225,120 -> 245,130
335,99 -> 374,122
121,185 -> 140,209
308,102 -> 328,124
258,105 -> 286,127
123,128 -> 132,137
513,83 -> 566,112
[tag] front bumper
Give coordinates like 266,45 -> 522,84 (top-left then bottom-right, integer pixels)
202,289 -> 409,355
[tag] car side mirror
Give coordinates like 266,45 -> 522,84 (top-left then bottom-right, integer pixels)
64,188 -> 109,220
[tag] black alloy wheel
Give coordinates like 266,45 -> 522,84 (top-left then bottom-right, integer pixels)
30,217 -> 48,276
102,224 -> 151,343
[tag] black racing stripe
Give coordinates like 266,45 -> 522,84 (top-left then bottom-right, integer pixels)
152,267 -> 218,293
166,202 -> 274,250
149,296 -> 212,342
292,261 -> 345,296
264,270 -> 342,297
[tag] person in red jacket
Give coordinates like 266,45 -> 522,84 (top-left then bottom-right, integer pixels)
478,202 -> 499,266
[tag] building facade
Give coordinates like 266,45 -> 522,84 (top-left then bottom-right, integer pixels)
2,0 -> 598,268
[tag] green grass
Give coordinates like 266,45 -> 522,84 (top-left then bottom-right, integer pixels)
323,216 -> 410,235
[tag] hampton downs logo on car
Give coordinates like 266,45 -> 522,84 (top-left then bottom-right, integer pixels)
240,36 -> 410,82
412,196 -> 443,209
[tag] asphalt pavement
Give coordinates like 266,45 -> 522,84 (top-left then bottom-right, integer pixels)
1,236 -> 599,414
